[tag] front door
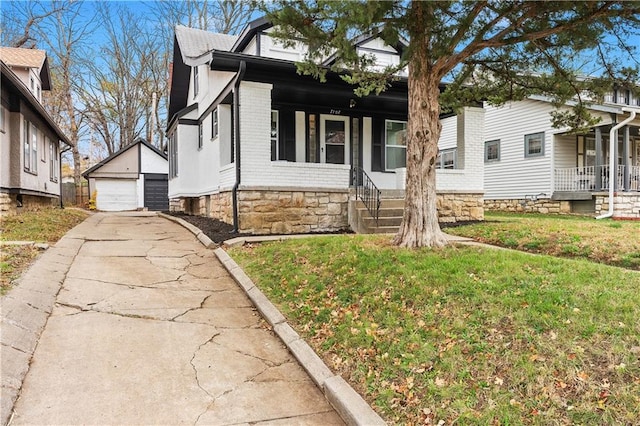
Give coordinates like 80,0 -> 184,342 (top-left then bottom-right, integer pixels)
320,115 -> 350,164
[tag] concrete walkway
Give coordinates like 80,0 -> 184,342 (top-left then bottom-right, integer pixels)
2,212 -> 344,425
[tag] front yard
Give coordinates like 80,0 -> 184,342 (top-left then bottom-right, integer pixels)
229,215 -> 640,425
0,208 -> 88,294
448,212 -> 640,270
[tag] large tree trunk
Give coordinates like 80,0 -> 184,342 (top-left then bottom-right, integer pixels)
393,2 -> 448,248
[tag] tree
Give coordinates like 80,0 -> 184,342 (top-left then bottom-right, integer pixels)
262,1 -> 640,248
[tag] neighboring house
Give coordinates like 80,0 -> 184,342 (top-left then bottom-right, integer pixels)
483,90 -> 640,218
83,138 -> 169,212
167,17 -> 485,234
0,48 -> 69,217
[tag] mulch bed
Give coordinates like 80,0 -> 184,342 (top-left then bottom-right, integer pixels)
164,212 -> 244,243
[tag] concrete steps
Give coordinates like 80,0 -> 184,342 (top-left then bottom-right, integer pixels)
349,198 -> 404,234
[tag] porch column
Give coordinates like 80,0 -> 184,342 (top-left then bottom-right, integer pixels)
623,126 -> 630,191
595,126 -> 602,191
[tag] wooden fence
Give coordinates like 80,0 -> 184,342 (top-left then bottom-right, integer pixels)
62,182 -> 89,206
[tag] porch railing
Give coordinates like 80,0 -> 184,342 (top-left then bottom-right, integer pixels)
351,166 -> 381,223
631,166 -> 640,191
554,165 -> 631,192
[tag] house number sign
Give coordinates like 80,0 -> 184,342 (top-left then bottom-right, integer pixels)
329,109 -> 342,115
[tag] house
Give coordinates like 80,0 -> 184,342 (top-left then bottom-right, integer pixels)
0,47 -> 70,217
82,138 -> 169,212
166,18 -> 485,234
482,91 -> 640,218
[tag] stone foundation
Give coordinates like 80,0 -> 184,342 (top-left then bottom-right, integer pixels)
169,189 -> 348,234
437,192 -> 484,223
484,198 -> 571,214
595,193 -> 640,219
238,189 -> 348,234
0,192 -> 58,218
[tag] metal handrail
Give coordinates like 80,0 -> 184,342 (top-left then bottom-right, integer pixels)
351,166 -> 381,223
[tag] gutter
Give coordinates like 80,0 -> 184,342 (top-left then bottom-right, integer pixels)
231,60 -> 246,233
595,106 -> 639,220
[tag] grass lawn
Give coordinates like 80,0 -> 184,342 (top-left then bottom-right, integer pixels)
447,212 -> 640,270
1,208 -> 88,293
230,235 -> 640,425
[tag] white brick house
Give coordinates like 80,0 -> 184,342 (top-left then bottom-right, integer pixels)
167,18 -> 485,234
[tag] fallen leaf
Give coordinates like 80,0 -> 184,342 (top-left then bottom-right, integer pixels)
435,377 -> 446,387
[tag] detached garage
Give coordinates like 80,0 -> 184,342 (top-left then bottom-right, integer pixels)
83,138 -> 169,211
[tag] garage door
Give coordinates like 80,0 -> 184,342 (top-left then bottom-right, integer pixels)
95,179 -> 138,211
144,174 -> 169,211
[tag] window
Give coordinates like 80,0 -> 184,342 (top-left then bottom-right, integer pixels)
24,119 -> 31,171
31,124 -> 38,173
49,140 -> 58,182
525,132 -> 545,157
198,122 -> 203,149
193,66 -> 199,97
485,140 -> 500,162
435,148 -> 457,169
0,106 -> 5,132
270,110 -> 279,161
42,135 -> 48,162
30,77 -> 35,91
169,132 -> 178,178
385,120 -> 407,170
211,108 -> 218,139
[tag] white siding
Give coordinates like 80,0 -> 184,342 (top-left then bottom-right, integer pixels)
554,134 -> 576,169
438,116 -> 457,150
243,36 -> 258,55
260,29 -> 308,61
483,100 -> 555,199
140,144 -> 168,174
239,81 -> 349,189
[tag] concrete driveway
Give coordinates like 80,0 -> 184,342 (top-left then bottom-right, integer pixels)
3,212 -> 343,425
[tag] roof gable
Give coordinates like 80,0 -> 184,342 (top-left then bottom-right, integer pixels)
0,47 -> 51,90
82,138 -> 167,177
174,25 -> 238,66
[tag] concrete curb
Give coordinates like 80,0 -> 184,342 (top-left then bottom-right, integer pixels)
157,215 -> 385,425
158,212 -> 216,248
214,247 -> 386,426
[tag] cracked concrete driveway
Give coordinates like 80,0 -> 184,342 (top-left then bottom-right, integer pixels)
7,212 -> 343,425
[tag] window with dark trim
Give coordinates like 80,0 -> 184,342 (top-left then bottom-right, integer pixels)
211,108 -> 218,139
385,119 -> 407,170
525,132 -> 545,157
169,132 -> 178,178
270,110 -> 279,161
485,140 -> 500,162
198,122 -> 203,149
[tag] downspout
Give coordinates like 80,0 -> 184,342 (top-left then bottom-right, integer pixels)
231,60 -> 246,233
596,107 -> 638,219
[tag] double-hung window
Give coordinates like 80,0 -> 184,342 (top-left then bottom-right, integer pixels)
525,132 -> 545,157
49,139 -> 58,182
385,120 -> 407,170
24,119 -> 31,171
211,108 -> 218,139
31,124 -> 38,173
485,140 -> 500,162
435,148 -> 457,169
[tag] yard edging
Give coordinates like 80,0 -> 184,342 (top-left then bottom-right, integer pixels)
159,212 -> 386,426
